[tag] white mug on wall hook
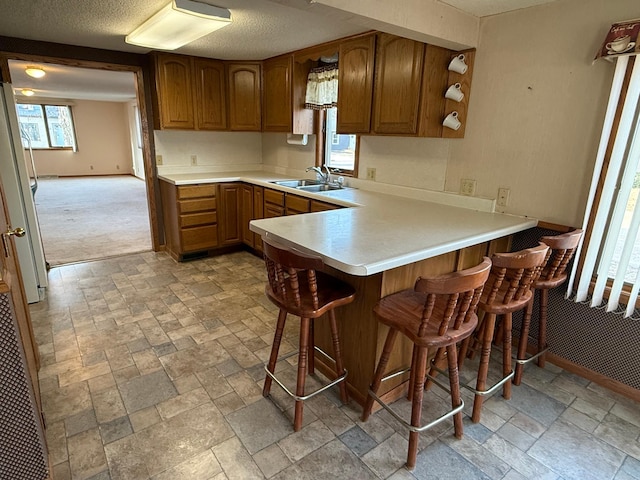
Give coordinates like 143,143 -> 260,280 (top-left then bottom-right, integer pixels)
445,83 -> 464,102
448,54 -> 468,74
443,111 -> 461,130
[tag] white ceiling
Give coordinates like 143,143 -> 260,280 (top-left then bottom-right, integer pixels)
1,0 -> 560,102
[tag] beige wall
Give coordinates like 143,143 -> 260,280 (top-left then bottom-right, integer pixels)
33,99 -> 133,176
446,0 -> 640,226
154,130 -> 263,170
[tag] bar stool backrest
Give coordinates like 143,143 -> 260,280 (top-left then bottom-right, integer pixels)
538,229 -> 583,283
483,244 -> 550,307
262,238 -> 324,310
413,257 -> 492,338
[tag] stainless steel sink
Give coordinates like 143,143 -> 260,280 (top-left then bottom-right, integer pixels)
296,184 -> 343,192
271,179 -> 321,187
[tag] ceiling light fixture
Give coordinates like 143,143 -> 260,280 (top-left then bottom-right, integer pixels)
21,89 -> 35,97
25,66 -> 46,78
125,0 -> 232,51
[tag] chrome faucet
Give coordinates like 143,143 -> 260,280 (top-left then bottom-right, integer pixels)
306,166 -> 329,184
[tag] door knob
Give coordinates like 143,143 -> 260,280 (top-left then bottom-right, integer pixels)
4,227 -> 25,238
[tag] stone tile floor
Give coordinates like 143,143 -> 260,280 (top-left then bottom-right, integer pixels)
31,251 -> 640,480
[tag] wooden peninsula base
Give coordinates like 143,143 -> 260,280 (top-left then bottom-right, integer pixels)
311,236 -> 511,407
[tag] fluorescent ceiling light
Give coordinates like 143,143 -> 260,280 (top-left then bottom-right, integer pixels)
125,0 -> 232,50
25,66 -> 46,78
21,89 -> 35,97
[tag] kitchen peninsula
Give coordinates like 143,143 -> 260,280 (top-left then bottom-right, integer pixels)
159,171 -> 537,404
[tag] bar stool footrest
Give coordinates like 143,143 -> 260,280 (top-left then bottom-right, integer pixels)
513,346 -> 549,365
367,370 -> 463,433
431,365 -> 514,397
264,346 -> 347,402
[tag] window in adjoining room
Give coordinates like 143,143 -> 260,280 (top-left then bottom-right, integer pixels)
16,104 -> 77,150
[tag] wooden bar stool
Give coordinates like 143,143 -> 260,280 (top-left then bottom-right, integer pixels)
462,244 -> 549,423
261,237 -> 355,431
514,229 -> 583,385
362,258 -> 491,471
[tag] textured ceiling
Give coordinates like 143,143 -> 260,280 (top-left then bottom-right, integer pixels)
0,0 -> 561,101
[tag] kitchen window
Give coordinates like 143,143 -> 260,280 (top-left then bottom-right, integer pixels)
16,103 -> 77,150
321,107 -> 358,176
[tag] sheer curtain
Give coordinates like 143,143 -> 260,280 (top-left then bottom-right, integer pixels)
568,56 -> 640,317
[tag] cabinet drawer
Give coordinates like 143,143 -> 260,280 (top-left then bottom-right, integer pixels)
179,211 -> 217,228
310,200 -> 340,212
265,204 -> 285,218
264,189 -> 285,207
178,197 -> 216,214
177,184 -> 216,199
180,225 -> 218,251
286,195 -> 310,214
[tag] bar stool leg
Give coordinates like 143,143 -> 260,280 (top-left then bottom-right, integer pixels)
308,318 -> 315,375
407,345 -> 428,470
446,343 -> 464,438
514,296 -> 534,386
328,310 -> 348,404
502,312 -> 513,400
425,347 -> 446,392
294,317 -> 311,432
407,345 -> 419,401
263,309 -> 287,397
472,312 -> 496,423
362,328 -> 398,422
538,289 -> 549,368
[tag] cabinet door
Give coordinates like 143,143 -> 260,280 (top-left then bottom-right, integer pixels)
227,63 -> 262,131
241,184 -> 254,248
263,55 -> 292,132
253,186 -> 264,251
285,194 -> 310,215
193,58 -> 227,130
219,183 -> 242,245
154,53 -> 195,129
337,34 -> 375,134
372,34 -> 424,135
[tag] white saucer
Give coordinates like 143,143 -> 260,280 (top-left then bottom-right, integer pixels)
608,42 -> 635,55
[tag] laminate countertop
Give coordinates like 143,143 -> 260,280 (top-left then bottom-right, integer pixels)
158,171 -> 537,276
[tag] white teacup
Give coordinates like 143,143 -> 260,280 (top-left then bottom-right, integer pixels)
445,83 -> 464,102
443,111 -> 461,130
607,35 -> 631,52
448,54 -> 468,74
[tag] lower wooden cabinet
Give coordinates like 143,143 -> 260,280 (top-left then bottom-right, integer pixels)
161,181 -> 343,261
160,181 -> 219,261
218,183 -> 242,245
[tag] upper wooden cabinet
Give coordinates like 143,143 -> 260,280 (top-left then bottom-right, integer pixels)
372,34 -> 425,135
153,53 -> 227,131
153,53 -> 195,130
337,34 -> 376,134
193,58 -> 227,130
227,63 -> 262,131
263,54 -> 314,134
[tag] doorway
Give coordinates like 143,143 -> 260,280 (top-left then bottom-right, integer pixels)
8,60 -> 153,266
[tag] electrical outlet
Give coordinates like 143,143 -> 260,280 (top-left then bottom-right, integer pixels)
497,187 -> 510,207
460,178 -> 476,196
366,167 -> 376,181
156,155 -> 163,165
190,155 -> 198,166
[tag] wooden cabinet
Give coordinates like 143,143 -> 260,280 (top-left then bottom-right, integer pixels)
160,181 -> 218,260
285,193 -> 310,215
263,54 -> 314,134
310,199 -> 341,212
417,44 -> 453,138
241,184 -> 254,248
193,57 -> 227,130
264,188 -> 285,218
253,186 -> 264,252
227,63 -> 262,131
153,53 -> 195,129
218,183 -> 242,245
337,34 -> 376,134
372,33 -> 425,135
153,54 -> 227,130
